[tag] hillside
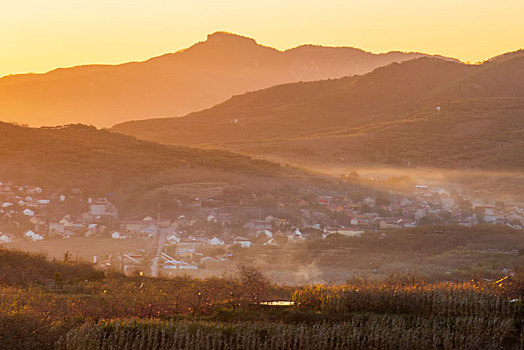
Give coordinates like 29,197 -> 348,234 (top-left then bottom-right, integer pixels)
0,249 -> 103,286
0,32 -> 441,127
0,123 -> 332,215
113,56 -> 524,171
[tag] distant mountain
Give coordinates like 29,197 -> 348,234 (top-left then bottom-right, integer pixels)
113,56 -> 524,170
0,32 -> 444,127
487,49 -> 524,63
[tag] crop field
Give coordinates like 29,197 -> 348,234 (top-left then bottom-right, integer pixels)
0,249 -> 523,349
57,316 -> 521,350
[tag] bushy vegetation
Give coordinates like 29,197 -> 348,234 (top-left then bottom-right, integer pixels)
0,249 -> 104,286
293,282 -> 518,316
0,249 -> 290,348
1,248 -> 523,349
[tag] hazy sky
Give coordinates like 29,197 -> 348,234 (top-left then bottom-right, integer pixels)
2,0 -> 523,77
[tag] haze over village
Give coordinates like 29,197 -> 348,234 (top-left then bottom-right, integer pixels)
1,1 -> 524,348
1,170 -> 523,282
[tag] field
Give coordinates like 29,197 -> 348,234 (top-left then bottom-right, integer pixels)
5,237 -> 148,262
0,248 -> 523,349
229,225 -> 524,284
5,224 -> 524,286
57,316 -> 521,350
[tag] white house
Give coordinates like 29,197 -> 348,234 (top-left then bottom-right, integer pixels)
263,238 -> 277,246
24,230 -> 43,242
23,208 -> 35,216
167,234 -> 180,244
288,229 -> 305,242
336,230 -> 364,237
27,186 -> 42,195
111,231 -> 126,239
206,214 -> 218,223
31,234 -> 44,241
208,237 -> 224,245
261,229 -> 273,238
233,236 -> 252,248
0,234 -> 12,243
363,197 -> 376,206
59,217 -> 73,227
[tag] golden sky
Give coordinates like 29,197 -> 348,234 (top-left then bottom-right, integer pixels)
2,0 -> 523,77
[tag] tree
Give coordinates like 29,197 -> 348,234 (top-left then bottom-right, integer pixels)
237,264 -> 270,304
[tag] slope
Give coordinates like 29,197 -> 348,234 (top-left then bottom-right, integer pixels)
113,56 -> 524,171
0,123 -> 335,217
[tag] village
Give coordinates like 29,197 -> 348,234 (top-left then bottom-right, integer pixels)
0,177 -> 523,277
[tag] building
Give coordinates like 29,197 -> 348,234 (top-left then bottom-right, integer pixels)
49,222 -> 65,235
88,198 -> 118,219
233,236 -> 252,248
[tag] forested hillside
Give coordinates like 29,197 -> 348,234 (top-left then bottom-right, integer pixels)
113,56 -> 524,170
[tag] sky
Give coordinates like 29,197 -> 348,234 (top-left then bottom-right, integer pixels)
1,0 -> 523,77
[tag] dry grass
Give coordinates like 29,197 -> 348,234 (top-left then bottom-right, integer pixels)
5,237 -> 147,261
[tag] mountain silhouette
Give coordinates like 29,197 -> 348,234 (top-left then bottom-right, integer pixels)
0,32 -> 444,127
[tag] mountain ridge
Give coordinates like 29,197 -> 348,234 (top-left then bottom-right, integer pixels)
112,55 -> 524,171
0,32 -> 452,127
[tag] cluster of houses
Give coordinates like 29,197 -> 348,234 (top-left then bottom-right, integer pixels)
1,178 -> 523,273
116,186 -> 524,274
0,180 -> 120,243
396,186 -> 524,229
0,182 -> 53,243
